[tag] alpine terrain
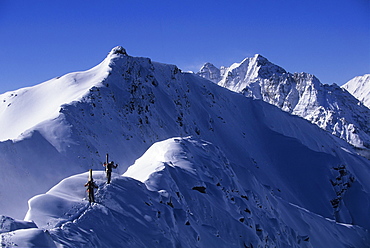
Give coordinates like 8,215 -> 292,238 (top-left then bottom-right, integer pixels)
342,74 -> 370,109
0,47 -> 369,247
197,56 -> 370,153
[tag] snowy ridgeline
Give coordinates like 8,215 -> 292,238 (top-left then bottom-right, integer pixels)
197,57 -> 370,151
0,47 -> 369,247
1,138 -> 369,247
342,74 -> 370,109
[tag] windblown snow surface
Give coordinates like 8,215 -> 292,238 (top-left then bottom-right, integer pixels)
197,56 -> 370,151
1,47 -> 370,247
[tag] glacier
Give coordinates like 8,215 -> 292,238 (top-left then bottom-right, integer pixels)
0,47 -> 369,247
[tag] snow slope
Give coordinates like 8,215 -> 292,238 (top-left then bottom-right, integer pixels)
197,56 -> 370,150
0,47 -> 122,145
0,47 -> 127,218
18,137 -> 369,247
342,74 -> 370,109
0,47 -> 370,246
0,215 -> 56,247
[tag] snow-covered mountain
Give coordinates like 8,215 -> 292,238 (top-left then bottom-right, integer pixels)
2,136 -> 370,247
0,137 -> 366,247
1,47 -> 370,247
342,74 -> 370,109
197,56 -> 370,151
196,62 -> 222,83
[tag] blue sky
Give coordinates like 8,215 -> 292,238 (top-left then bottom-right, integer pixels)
0,0 -> 369,93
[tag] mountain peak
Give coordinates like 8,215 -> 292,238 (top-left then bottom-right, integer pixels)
1,48 -> 370,247
206,54 -> 370,150
196,62 -> 221,83
202,62 -> 217,68
253,53 -> 267,60
251,54 -> 287,76
108,46 -> 128,56
212,54 -> 287,93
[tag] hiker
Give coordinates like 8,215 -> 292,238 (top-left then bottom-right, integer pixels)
103,160 -> 118,184
84,169 -> 98,203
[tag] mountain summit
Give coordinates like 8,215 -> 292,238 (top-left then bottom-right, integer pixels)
0,46 -> 125,144
197,56 -> 370,152
1,47 -> 370,247
197,62 -> 221,83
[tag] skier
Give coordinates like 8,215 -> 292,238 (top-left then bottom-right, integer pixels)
103,153 -> 118,184
84,169 -> 98,203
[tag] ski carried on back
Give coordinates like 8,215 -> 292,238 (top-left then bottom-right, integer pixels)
103,153 -> 118,184
84,169 -> 98,203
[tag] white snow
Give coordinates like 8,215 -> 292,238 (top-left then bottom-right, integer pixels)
197,63 -> 221,84
0,47 -> 370,247
0,216 -> 56,247
198,56 -> 370,150
342,74 -> 370,108
1,228 -> 56,247
14,137 -> 370,247
0,46 -> 123,143
0,215 -> 36,233
124,137 -> 196,183
25,171 -> 105,228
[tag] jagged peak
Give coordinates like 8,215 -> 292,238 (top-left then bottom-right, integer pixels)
293,72 -> 322,87
202,62 -> 217,68
236,54 -> 268,65
252,54 -> 286,75
198,62 -> 219,72
196,62 -> 221,83
253,53 -> 268,61
228,54 -> 286,80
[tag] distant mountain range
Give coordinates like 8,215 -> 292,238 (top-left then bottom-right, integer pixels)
0,47 -> 369,247
197,56 -> 370,154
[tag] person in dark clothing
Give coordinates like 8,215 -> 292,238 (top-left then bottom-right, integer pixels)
84,169 -> 98,203
103,161 -> 118,184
